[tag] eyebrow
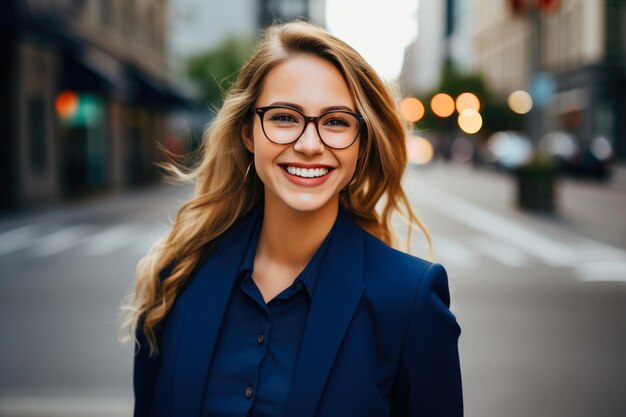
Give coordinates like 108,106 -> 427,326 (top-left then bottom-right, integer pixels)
269,101 -> 356,113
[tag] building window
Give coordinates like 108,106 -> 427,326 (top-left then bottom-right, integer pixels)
123,1 -> 135,37
99,0 -> 112,26
28,96 -> 46,175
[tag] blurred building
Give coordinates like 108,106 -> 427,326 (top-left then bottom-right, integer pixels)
400,0 -> 625,163
0,0 -> 184,211
259,0 -> 326,28
473,0 -> 625,161
400,0 -> 474,95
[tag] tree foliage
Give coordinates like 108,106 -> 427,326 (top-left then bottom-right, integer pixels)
186,37 -> 253,108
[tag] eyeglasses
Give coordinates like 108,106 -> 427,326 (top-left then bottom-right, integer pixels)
254,105 -> 364,150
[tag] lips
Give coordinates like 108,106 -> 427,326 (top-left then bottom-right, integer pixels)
277,163 -> 335,186
287,166 -> 328,178
279,163 -> 335,179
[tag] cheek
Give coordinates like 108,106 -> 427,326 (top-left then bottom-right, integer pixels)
344,143 -> 361,175
345,155 -> 358,175
335,149 -> 360,189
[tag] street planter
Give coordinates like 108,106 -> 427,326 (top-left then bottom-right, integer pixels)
515,157 -> 558,213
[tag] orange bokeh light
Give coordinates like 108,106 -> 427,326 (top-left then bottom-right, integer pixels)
455,92 -> 480,113
399,97 -> 425,122
430,93 -> 455,117
458,109 -> 483,134
55,90 -> 78,119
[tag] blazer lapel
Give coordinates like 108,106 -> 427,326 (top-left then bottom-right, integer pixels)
170,207 -> 262,416
284,206 -> 367,417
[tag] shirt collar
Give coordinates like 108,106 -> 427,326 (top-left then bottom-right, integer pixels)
238,204 -> 343,298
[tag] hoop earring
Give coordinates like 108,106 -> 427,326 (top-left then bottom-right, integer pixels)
244,160 -> 255,185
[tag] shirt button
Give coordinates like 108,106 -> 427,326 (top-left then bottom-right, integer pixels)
257,334 -> 264,345
245,386 -> 254,398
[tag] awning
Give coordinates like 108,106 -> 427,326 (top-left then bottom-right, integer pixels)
126,65 -> 190,108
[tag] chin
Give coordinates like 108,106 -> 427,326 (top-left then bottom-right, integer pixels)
284,194 -> 334,213
272,189 -> 340,214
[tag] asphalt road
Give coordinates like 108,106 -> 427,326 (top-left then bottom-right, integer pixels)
0,162 -> 624,417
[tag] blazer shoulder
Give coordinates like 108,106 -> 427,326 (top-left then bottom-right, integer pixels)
362,231 -> 434,284
359,231 -> 446,327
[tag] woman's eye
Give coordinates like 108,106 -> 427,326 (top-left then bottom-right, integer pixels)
325,118 -> 350,127
270,114 -> 298,123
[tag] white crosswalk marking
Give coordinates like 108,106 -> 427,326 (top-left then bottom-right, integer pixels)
1,213 -> 623,286
413,182 -> 577,266
470,235 -> 533,268
432,236 -> 480,268
32,225 -> 94,257
573,237 -> 626,262
128,225 -> 169,258
0,225 -> 37,255
0,222 -> 171,260
0,395 -> 132,417
82,223 -> 146,256
576,261 -> 626,282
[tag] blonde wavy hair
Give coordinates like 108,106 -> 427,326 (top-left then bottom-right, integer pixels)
119,20 -> 432,357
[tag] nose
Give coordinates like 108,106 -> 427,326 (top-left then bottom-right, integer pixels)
293,120 -> 325,156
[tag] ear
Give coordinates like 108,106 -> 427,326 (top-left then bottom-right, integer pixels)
242,122 -> 254,153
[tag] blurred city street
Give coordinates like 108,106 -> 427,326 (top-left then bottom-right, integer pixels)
0,183 -> 192,417
1,163 -> 625,417
2,0 -> 625,416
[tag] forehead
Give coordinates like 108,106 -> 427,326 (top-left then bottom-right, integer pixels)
257,54 -> 355,112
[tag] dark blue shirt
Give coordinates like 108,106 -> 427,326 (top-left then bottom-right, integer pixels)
202,210 -> 335,417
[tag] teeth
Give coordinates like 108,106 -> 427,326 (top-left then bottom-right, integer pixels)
285,166 -> 329,178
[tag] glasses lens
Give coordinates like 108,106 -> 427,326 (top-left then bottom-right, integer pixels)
262,107 -> 305,144
318,112 -> 360,148
261,107 -> 361,148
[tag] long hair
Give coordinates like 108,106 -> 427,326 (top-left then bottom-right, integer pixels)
118,20 -> 432,356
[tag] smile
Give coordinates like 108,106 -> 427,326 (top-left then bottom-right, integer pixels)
285,165 -> 330,178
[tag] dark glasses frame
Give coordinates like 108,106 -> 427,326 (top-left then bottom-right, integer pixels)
254,105 -> 365,150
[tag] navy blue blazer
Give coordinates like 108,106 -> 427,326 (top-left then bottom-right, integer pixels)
133,205 -> 463,417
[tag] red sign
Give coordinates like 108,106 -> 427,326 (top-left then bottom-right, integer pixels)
538,0 -> 559,12
509,0 -> 559,14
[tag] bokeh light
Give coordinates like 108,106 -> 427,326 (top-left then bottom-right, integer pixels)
430,93 -> 455,117
458,109 -> 483,134
451,137 -> 474,162
399,97 -> 425,122
455,92 -> 480,113
590,136 -> 613,161
55,90 -> 78,119
508,90 -> 533,114
487,131 -> 534,168
539,131 -> 578,159
406,133 -> 434,165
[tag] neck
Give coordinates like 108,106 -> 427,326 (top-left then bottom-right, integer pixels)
256,195 -> 339,269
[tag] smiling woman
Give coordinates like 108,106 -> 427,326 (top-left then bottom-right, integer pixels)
243,54 -> 362,214
119,20 -> 463,417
